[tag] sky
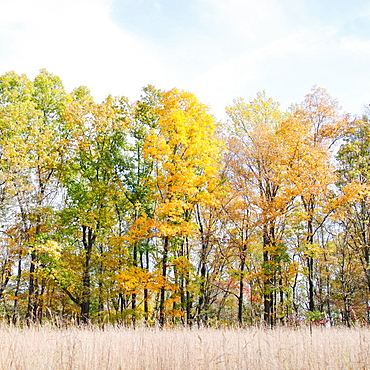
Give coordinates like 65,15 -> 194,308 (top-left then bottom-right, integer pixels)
1,0 -> 370,120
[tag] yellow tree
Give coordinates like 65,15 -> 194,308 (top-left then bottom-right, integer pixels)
115,86 -> 161,323
0,70 -> 70,323
144,89 -> 222,325
26,70 -> 71,323
226,92 -> 302,326
0,71 -> 37,322
289,86 -> 351,314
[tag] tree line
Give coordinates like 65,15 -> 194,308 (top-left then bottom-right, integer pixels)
0,69 -> 369,327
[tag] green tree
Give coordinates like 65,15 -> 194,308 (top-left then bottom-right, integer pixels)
337,116 -> 370,314
57,92 -> 128,323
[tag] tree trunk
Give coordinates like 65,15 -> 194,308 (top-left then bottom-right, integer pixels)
12,252 -> 23,325
185,237 -> 192,326
131,242 -> 138,326
141,249 -> 150,324
304,196 -> 316,313
263,226 -> 274,327
307,213 -> 315,312
80,225 -> 95,324
196,205 -> 209,326
238,251 -> 246,326
307,256 -> 315,312
159,236 -> 169,326
26,249 -> 36,325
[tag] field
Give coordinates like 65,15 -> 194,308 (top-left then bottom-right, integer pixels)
0,325 -> 369,369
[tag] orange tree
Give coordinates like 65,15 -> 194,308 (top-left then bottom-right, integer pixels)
226,92 -> 305,326
289,86 -> 350,314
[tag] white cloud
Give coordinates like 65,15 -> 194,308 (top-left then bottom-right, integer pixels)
340,37 -> 370,53
0,0 -> 168,101
201,0 -> 285,42
183,25 -> 340,118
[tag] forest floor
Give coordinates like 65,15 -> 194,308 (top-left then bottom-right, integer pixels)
0,325 -> 369,369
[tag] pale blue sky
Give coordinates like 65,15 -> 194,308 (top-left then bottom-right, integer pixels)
1,0 -> 370,119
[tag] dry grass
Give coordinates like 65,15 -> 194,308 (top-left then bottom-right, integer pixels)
0,325 -> 369,369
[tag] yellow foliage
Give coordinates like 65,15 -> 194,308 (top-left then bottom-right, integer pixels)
171,256 -> 194,275
166,309 -> 184,318
126,214 -> 159,241
33,240 -> 62,259
116,266 -> 177,295
144,88 -> 223,240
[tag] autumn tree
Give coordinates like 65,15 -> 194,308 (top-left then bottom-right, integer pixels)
0,71 -> 36,322
218,185 -> 261,325
226,92 -> 302,326
289,86 -> 350,314
336,115 -> 370,319
0,70 -> 71,323
193,198 -> 229,325
55,90 -> 128,323
144,89 -> 222,325
115,86 -> 161,323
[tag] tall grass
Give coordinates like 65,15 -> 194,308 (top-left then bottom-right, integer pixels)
0,325 -> 369,369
